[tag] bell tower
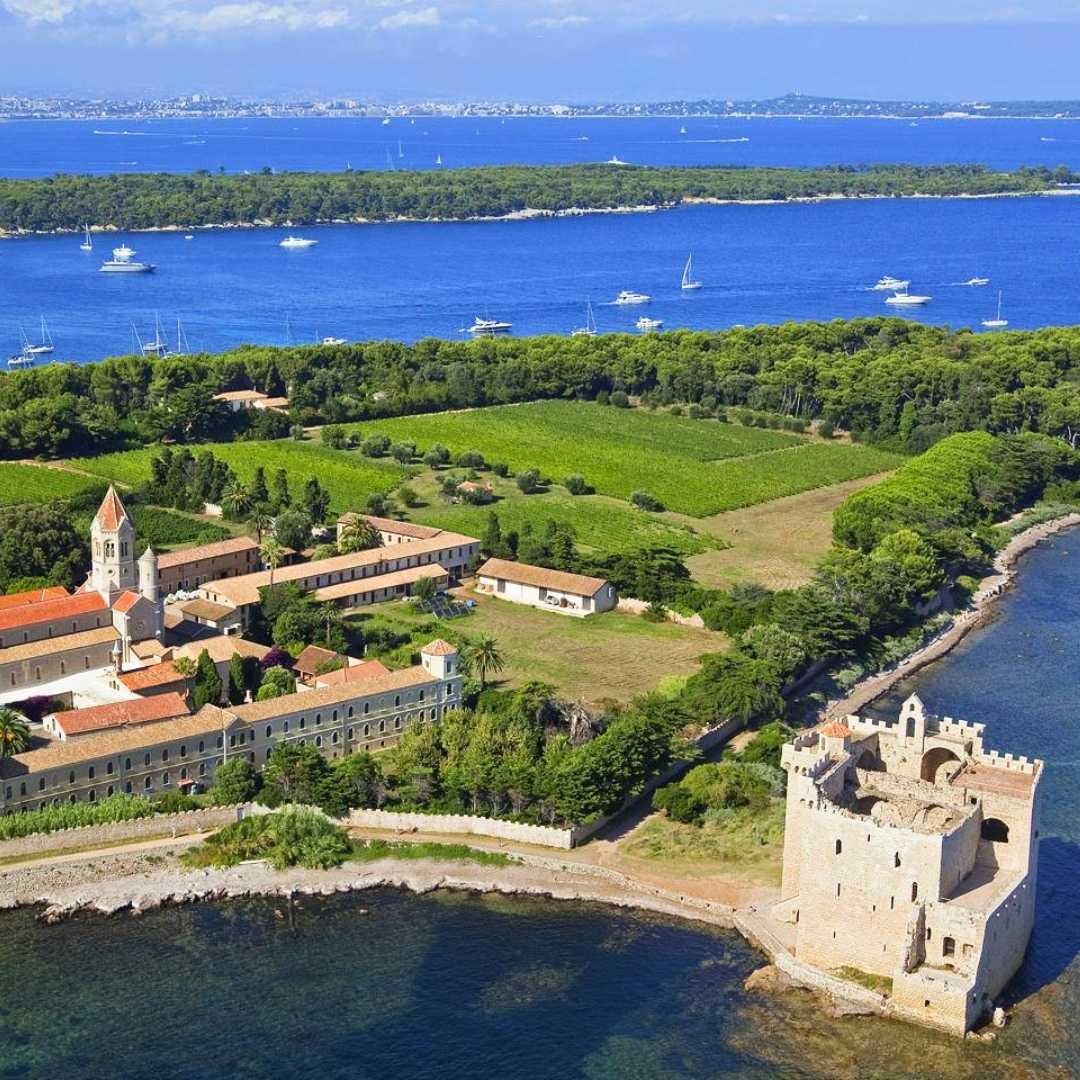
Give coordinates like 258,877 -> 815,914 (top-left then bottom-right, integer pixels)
90,486 -> 137,599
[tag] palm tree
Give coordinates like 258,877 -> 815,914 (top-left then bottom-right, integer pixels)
0,708 -> 31,758
260,536 -> 285,587
223,480 -> 253,520
338,515 -> 382,554
250,508 -> 272,544
461,635 -> 504,689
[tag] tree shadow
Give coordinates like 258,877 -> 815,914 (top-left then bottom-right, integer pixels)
1001,835 -> 1080,1005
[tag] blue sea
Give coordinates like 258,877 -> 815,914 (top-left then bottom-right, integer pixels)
3,537 -> 1080,1078
1,115 -> 1079,364
1,194 -> 1078,364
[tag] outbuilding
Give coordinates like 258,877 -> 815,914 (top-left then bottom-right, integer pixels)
475,558 -> 616,617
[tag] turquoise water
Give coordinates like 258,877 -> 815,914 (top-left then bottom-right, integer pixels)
2,537 -> 1080,1078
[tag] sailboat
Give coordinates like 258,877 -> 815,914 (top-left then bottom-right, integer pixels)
571,301 -> 597,338
435,153 -> 443,166
398,141 -> 404,159
141,312 -> 170,356
175,318 -> 190,355
22,317 -> 54,356
681,253 -> 702,291
982,291 -> 1008,329
80,225 -> 93,252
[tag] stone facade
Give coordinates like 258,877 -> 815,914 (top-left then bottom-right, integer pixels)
776,695 -> 1042,1035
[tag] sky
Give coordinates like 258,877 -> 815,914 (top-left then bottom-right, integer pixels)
2,1 -> 1080,100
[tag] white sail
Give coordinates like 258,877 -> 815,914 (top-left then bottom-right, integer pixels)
80,224 -> 93,251
681,253 -> 702,290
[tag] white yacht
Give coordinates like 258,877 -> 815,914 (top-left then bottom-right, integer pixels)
885,291 -> 932,306
679,125 -> 688,135
571,301 -> 597,338
636,316 -> 663,332
871,275 -> 909,291
321,336 -> 347,346
965,276 -> 990,286
7,348 -> 34,369
435,153 -> 443,166
184,234 -> 194,240
100,245 -> 154,273
982,291 -> 1008,328
279,236 -> 317,249
80,225 -> 93,252
681,253 -> 702,291
140,313 -> 170,357
382,117 -> 391,126
466,316 -> 512,335
606,155 -> 629,166
613,289 -> 650,305
21,317 -> 54,356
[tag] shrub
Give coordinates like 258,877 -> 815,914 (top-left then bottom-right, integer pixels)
322,424 -> 349,449
564,473 -> 590,495
397,484 -> 419,508
257,666 -> 296,700
212,757 -> 259,804
609,390 -> 630,408
630,490 -> 665,512
491,462 -> 510,478
817,419 -> 835,439
516,468 -> 542,494
182,807 -> 351,870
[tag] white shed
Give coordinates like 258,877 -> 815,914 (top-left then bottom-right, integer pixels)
475,558 -> 616,617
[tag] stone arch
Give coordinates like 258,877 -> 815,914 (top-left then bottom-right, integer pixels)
981,817 -> 1010,843
920,746 -> 961,783
856,748 -> 884,772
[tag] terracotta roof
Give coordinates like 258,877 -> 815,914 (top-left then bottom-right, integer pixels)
476,558 -> 610,598
172,635 -> 270,665
257,397 -> 290,409
0,705 -> 234,777
314,659 -> 391,687
294,645 -> 342,676
0,626 -> 118,666
132,639 -> 169,661
111,590 -> 142,614
214,389 -> 268,402
0,586 -> 69,611
313,563 -> 448,603
95,486 -> 130,531
421,639 -> 458,656
176,598 -> 238,622
53,692 -> 190,737
228,665 -> 437,723
338,513 -> 444,541
819,720 -> 853,739
0,590 -> 109,634
157,535 -> 259,571
118,661 -> 189,692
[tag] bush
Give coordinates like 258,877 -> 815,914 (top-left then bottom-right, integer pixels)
516,468 -> 542,494
491,462 -> 510,478
630,490 -> 665,512
212,757 -> 259,804
257,666 -> 296,700
0,794 -> 154,839
609,390 -> 630,408
151,790 -> 198,813
564,473 -> 591,496
182,807 -> 351,870
397,484 -> 419,508
322,424 -> 349,449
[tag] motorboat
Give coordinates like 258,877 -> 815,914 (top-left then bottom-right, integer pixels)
636,316 -> 663,332
279,236 -> 317,249
321,336 -> 347,346
571,301 -> 597,338
613,289 -> 650,305
100,246 -> 154,272
965,276 -> 990,286
466,317 -> 512,335
681,253 -> 702,291
607,155 -> 629,165
885,292 -> 931,306
21,317 -> 53,356
982,291 -> 1008,329
184,234 -> 194,240
871,275 -> 909,291
80,225 -> 93,252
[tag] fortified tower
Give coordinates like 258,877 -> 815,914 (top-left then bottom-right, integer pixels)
90,486 -> 137,599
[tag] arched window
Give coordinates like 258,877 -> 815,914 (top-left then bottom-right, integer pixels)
266,726 -> 272,738
894,852 -> 901,868
943,937 -> 956,957
144,777 -> 152,790
835,839 -> 842,855
981,818 -> 1010,843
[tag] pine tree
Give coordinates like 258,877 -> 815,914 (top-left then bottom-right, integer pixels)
193,649 -> 224,709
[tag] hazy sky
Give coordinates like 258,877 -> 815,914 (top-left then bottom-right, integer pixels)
3,1 -> 1080,100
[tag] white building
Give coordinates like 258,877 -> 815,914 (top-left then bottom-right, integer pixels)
474,558 -> 617,617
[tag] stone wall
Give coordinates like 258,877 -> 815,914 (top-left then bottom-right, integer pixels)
0,803 -> 262,860
348,809 -> 576,849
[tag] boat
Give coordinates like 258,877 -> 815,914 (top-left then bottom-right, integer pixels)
465,316 -> 512,335
613,289 -> 650,305
382,117 -> 391,126
606,155 -> 629,166
100,245 -> 154,273
175,318 -> 190,355
636,316 -> 663,332
21,317 -> 54,356
965,276 -> 990,286
435,153 -> 443,166
184,234 -> 194,240
679,125 -> 688,135
141,312 -> 170,356
80,225 -> 93,252
681,253 -> 702,291
279,236 -> 317,249
7,347 -> 34,369
321,336 -> 347,346
982,291 -> 1008,328
571,300 -> 597,338
871,275 -> 909,291
885,291 -> 932,306
398,141 -> 404,158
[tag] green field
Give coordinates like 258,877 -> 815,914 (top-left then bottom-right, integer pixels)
70,440 -> 401,513
0,464 -> 103,505
353,403 -> 900,516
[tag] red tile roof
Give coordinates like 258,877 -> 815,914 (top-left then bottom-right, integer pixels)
294,644 -> 343,676
0,590 -> 108,633
819,721 -> 853,739
314,659 -> 391,686
95,486 -> 130,531
157,535 -> 259,570
111,590 -> 142,614
476,557 -> 610,597
421,638 -> 458,656
118,661 -> 189,692
0,586 -> 69,611
52,692 -> 190,737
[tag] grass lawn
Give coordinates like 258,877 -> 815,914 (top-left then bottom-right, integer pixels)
357,594 -> 726,705
0,462 -> 104,504
614,803 -> 785,886
405,471 -> 720,559
70,439 -> 401,514
681,471 -> 894,590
